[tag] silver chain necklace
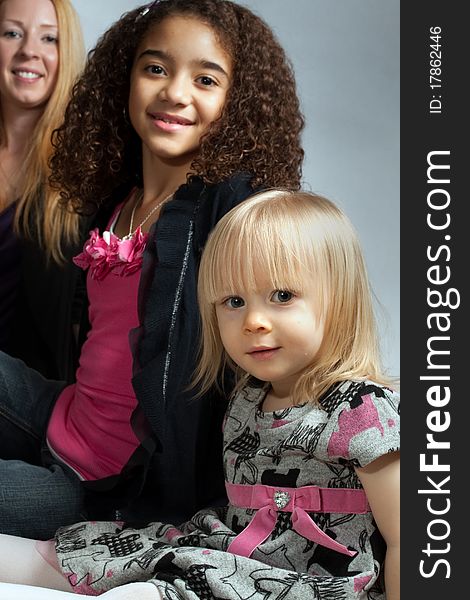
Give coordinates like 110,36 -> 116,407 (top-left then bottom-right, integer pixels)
124,189 -> 174,240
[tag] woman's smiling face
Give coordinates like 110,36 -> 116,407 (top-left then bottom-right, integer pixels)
0,0 -> 59,112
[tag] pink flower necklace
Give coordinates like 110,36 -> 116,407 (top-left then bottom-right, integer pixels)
73,188 -> 174,280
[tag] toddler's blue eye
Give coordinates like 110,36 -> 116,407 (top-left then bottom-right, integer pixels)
272,290 -> 293,303
225,296 -> 245,308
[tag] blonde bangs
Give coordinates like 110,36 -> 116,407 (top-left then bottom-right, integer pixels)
201,190 -> 330,306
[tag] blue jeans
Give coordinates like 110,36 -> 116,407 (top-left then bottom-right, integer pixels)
0,351 -> 85,539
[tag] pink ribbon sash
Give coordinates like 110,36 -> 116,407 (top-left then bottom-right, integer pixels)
226,482 -> 370,558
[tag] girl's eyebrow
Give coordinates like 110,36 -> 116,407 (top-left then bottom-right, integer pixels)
138,48 -> 230,78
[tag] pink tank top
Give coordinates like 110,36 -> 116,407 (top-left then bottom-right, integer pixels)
47,202 -> 147,480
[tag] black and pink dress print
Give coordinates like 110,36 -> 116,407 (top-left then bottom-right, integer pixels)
53,379 -> 400,599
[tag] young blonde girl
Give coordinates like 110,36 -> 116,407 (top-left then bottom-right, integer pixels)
0,190 -> 399,600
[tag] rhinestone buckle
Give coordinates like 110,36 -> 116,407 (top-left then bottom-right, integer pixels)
273,490 -> 291,510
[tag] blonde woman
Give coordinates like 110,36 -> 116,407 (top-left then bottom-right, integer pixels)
0,190 -> 399,600
0,0 -> 84,380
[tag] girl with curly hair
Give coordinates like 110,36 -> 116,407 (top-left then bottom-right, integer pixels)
0,0 -> 304,546
0,0 -> 85,380
0,191 -> 399,599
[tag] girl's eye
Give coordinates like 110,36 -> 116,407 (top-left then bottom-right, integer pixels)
224,296 -> 245,309
43,34 -> 58,44
146,64 -> 165,76
197,75 -> 217,87
271,290 -> 294,303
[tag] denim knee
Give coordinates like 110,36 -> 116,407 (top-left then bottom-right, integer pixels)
0,459 -> 84,539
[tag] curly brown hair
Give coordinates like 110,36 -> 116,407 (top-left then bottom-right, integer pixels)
50,0 -> 304,213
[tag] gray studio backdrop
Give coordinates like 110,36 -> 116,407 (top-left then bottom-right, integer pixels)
73,0 -> 400,377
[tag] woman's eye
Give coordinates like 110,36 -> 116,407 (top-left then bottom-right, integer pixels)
43,35 -> 58,44
3,30 -> 21,39
271,290 -> 294,303
197,75 -> 216,87
224,296 -> 245,309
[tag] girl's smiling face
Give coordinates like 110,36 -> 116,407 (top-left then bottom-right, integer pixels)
0,0 -> 59,111
129,15 -> 232,170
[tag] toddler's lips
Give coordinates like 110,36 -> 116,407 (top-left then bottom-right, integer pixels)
247,347 -> 280,360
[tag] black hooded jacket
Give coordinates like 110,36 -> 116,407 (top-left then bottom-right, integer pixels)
80,173 -> 255,524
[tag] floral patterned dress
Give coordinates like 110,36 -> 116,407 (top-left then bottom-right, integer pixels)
52,379 -> 400,599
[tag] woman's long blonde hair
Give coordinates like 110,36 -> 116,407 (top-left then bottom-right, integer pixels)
0,0 -> 85,262
195,189 -> 394,405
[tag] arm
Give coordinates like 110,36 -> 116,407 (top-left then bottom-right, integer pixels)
355,451 -> 400,600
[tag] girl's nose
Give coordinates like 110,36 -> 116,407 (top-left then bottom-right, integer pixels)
159,75 -> 191,105
243,310 -> 272,334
